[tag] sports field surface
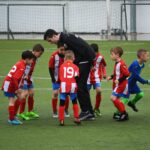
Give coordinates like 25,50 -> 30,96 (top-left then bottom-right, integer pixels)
0,40 -> 150,150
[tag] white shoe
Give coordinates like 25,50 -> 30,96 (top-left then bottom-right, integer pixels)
65,111 -> 70,118
52,113 -> 58,118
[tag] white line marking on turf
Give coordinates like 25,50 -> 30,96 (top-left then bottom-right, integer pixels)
33,88 -> 150,91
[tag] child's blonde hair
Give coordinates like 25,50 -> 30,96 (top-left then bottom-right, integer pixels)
65,50 -> 75,60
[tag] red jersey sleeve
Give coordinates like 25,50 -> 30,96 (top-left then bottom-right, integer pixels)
12,64 -> 25,91
120,63 -> 130,77
101,57 -> 107,77
49,55 -> 55,68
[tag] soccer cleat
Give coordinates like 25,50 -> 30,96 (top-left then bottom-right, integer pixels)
26,111 -> 39,118
117,112 -> 129,121
113,112 -> 121,120
59,120 -> 65,126
8,119 -> 23,125
79,111 -> 92,121
65,110 -> 70,118
128,101 -> 138,112
74,118 -> 81,125
85,113 -> 95,121
52,112 -> 58,118
94,108 -> 102,117
18,113 -> 30,120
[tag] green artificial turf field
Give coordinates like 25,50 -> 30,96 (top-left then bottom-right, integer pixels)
0,40 -> 150,150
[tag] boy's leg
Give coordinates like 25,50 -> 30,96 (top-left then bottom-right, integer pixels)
70,93 -> 81,125
128,84 -> 143,112
17,90 -> 30,120
111,93 -> 128,121
14,98 -> 21,116
8,96 -> 22,125
26,87 -> 39,118
65,96 -> 70,117
51,89 -> 59,118
59,93 -> 66,126
51,83 -> 60,118
94,83 -> 102,116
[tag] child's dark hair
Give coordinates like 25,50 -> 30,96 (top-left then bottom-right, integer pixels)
44,29 -> 58,40
22,50 -> 35,59
57,42 -> 64,48
137,49 -> 148,58
91,43 -> 99,52
33,44 -> 44,52
110,47 -> 123,57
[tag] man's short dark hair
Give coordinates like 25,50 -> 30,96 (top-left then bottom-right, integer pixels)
22,50 -> 35,60
90,43 -> 99,52
44,29 -> 58,40
33,44 -> 44,52
137,49 -> 148,58
57,42 -> 64,48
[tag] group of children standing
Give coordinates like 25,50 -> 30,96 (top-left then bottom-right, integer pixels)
1,42 -> 150,126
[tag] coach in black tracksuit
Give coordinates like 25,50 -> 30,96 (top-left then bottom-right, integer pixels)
44,29 -> 95,120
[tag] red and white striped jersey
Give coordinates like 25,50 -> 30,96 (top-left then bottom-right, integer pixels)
87,53 -> 107,84
59,60 -> 79,93
112,59 -> 130,90
49,50 -> 64,82
23,59 -> 36,85
2,59 -> 26,92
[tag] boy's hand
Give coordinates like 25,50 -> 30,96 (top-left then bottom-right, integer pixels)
107,76 -> 111,81
24,75 -> 28,80
115,80 -> 119,84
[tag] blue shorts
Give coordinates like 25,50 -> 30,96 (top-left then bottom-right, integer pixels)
112,91 -> 129,98
87,82 -> 101,90
4,92 -> 16,98
129,84 -> 141,94
60,93 -> 77,101
52,83 -> 60,90
21,84 -> 34,90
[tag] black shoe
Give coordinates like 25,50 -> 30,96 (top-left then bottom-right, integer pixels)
113,112 -> 121,120
79,111 -> 91,121
59,120 -> 64,126
128,101 -> 138,112
117,112 -> 129,121
85,113 -> 95,121
74,118 -> 81,125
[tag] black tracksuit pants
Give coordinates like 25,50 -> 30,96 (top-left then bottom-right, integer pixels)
77,62 -> 94,114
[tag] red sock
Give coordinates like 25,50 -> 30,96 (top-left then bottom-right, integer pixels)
14,98 -> 21,116
52,98 -> 58,113
73,104 -> 79,118
8,106 -> 15,120
28,96 -> 34,112
19,98 -> 26,114
113,99 -> 125,113
65,96 -> 69,111
59,106 -> 65,121
95,93 -> 102,109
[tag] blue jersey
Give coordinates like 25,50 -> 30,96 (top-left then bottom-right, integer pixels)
128,60 -> 148,86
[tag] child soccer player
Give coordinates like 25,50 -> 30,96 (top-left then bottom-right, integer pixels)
49,42 -> 70,118
87,43 -> 107,117
107,47 -> 130,121
1,50 -> 35,125
59,50 -> 80,126
16,44 -> 44,120
128,49 -> 150,112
